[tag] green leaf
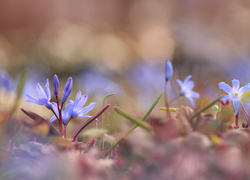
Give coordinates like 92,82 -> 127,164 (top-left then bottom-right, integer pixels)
114,107 -> 152,131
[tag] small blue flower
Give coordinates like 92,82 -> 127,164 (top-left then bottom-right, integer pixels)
62,77 -> 73,103
165,61 -> 173,82
50,90 -> 96,124
25,79 -> 53,109
0,70 -> 13,91
219,79 -> 250,115
176,75 -> 200,107
53,74 -> 59,97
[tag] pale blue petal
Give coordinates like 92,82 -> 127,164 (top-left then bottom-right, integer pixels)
81,115 -> 98,122
76,102 -> 96,117
189,91 -> 200,99
183,75 -> 192,85
25,94 -> 43,105
218,82 -> 233,94
36,83 -> 47,99
220,95 -> 232,103
75,90 -> 82,101
232,79 -> 240,92
186,96 -> 195,107
176,79 -> 184,88
51,102 -> 59,116
76,95 -> 88,110
50,115 -> 57,122
232,99 -> 240,115
45,79 -> 51,100
185,81 -> 194,90
238,83 -> 250,96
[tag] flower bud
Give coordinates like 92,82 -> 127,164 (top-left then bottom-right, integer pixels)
62,77 -> 73,103
53,74 -> 60,97
165,61 -> 173,82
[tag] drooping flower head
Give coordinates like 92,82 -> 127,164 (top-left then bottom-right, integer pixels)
165,61 -> 173,82
176,75 -> 200,107
219,79 -> 250,115
50,90 -> 96,124
62,77 -> 73,103
25,79 -> 53,109
53,74 -> 59,97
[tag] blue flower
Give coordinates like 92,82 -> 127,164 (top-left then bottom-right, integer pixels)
62,77 -> 73,103
165,61 -> 173,82
53,74 -> 59,97
176,75 -> 200,107
219,79 -> 250,115
50,90 -> 96,124
25,79 -> 53,109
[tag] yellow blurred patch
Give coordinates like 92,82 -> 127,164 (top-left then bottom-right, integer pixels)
31,123 -> 50,137
159,107 -> 180,112
49,137 -> 73,148
241,90 -> 250,103
209,134 -> 223,145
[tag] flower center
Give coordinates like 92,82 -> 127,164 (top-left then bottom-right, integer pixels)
235,92 -> 238,96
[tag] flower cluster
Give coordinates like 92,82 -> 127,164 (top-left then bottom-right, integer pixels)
25,75 -> 96,136
165,61 -> 200,108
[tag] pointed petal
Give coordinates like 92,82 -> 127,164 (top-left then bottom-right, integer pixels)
238,83 -> 250,96
176,79 -> 184,88
220,95 -> 232,103
232,79 -> 240,92
36,83 -> 47,99
185,81 -> 194,90
50,115 -> 57,122
218,82 -> 233,94
51,102 -> 59,116
45,79 -> 51,100
232,99 -> 240,115
76,102 -> 96,117
186,96 -> 195,107
189,91 -> 200,99
75,90 -> 82,101
76,95 -> 88,110
25,94 -> 44,105
183,75 -> 192,85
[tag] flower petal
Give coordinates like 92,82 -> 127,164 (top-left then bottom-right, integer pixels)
189,91 -> 200,99
186,96 -> 195,107
238,83 -> 250,96
232,99 -> 240,115
25,94 -> 44,105
36,83 -> 47,99
76,102 -> 96,117
176,79 -> 184,88
185,81 -> 194,91
218,82 -> 233,94
76,95 -> 88,110
183,75 -> 192,85
45,79 -> 51,100
232,79 -> 240,92
220,95 -> 232,103
50,115 -> 57,122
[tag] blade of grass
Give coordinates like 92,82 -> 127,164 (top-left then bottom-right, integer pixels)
101,93 -> 115,129
109,111 -> 116,134
188,96 -> 224,122
216,89 -> 221,120
10,69 -> 27,117
106,93 -> 162,156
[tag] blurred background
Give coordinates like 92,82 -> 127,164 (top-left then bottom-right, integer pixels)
1,0 -> 250,112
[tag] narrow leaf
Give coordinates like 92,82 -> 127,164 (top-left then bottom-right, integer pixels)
114,107 -> 152,131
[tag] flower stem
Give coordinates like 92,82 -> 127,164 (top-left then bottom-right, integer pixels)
56,96 -> 63,136
169,95 -> 180,104
235,113 -> 239,128
164,83 -> 171,120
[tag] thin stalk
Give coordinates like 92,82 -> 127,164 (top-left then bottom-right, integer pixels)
164,83 -> 171,120
109,111 -> 116,134
102,93 -> 115,129
63,124 -> 68,138
106,93 -> 162,156
169,95 -> 180,104
216,89 -> 221,120
56,96 -> 63,136
188,96 -> 224,122
235,113 -> 239,128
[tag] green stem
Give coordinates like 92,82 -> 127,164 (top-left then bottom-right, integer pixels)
216,89 -> 221,120
188,96 -> 224,122
101,93 -> 115,129
106,93 -> 162,156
